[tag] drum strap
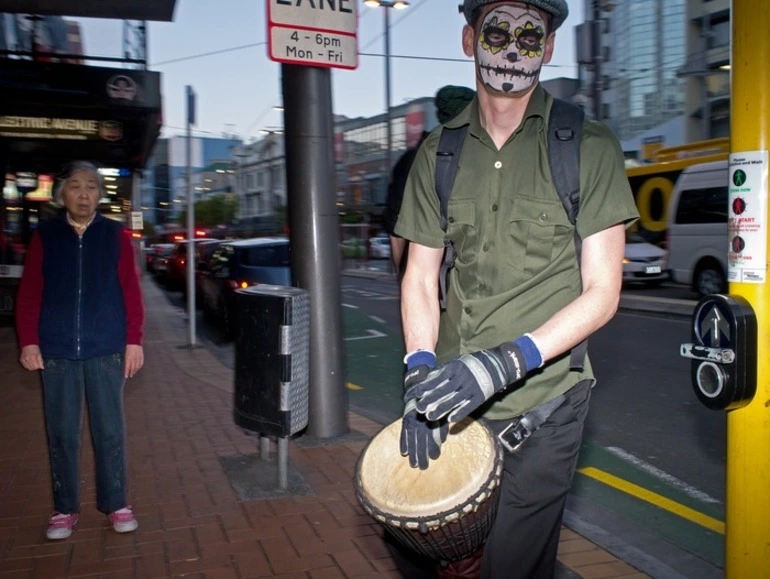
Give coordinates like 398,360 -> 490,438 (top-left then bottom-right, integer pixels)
496,394 -> 567,453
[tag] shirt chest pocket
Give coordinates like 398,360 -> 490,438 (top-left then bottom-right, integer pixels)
506,197 -> 573,275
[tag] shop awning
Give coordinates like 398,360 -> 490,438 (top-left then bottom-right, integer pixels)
0,59 -> 162,171
0,0 -> 176,21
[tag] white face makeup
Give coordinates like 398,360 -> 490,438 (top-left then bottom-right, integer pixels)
475,4 -> 547,95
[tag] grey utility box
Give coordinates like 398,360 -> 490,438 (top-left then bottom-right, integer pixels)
233,285 -> 310,438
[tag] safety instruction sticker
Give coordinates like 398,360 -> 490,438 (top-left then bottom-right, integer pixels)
728,151 -> 768,284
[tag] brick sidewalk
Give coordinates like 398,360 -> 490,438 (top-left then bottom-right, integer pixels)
0,275 -> 649,578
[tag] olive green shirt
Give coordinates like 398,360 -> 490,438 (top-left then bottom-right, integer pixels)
394,86 -> 639,419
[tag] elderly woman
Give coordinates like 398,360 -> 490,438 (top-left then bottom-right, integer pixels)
16,161 -> 144,540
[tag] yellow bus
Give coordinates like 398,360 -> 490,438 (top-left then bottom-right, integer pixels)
626,138 -> 730,247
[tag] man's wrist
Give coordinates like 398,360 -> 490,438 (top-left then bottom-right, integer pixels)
518,333 -> 544,369
404,349 -> 436,370
496,334 -> 543,381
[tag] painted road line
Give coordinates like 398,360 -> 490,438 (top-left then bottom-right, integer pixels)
369,316 -> 386,324
607,446 -> 721,504
342,303 -> 358,309
577,466 -> 725,535
346,382 -> 364,391
345,329 -> 387,341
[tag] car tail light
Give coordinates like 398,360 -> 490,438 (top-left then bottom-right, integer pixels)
227,280 -> 257,290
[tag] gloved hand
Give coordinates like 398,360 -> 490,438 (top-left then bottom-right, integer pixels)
412,335 -> 544,423
399,350 -> 448,470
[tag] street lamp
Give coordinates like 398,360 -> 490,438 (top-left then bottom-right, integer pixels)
364,0 -> 409,196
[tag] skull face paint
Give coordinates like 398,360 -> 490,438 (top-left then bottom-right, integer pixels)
475,4 -> 547,94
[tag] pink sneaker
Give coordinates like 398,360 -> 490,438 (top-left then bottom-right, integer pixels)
108,506 -> 138,533
46,512 -> 79,540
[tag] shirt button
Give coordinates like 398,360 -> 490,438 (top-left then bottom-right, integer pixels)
478,282 -> 486,290
539,211 -> 548,222
483,243 -> 490,252
448,216 -> 455,224
494,161 -> 502,169
464,306 -> 472,314
492,204 -> 498,212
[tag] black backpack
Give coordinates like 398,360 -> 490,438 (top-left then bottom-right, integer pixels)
434,97 -> 587,369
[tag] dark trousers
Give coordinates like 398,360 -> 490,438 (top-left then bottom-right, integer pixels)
480,380 -> 592,579
41,354 -> 128,515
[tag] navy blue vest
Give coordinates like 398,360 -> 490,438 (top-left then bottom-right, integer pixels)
37,213 -> 127,359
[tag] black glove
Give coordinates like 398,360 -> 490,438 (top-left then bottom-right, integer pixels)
399,350 -> 448,470
413,335 -> 543,423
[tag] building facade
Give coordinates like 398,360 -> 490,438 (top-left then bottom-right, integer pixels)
141,135 -> 241,225
335,96 -> 436,211
679,0 -> 730,142
231,132 -> 286,235
579,0 -> 688,155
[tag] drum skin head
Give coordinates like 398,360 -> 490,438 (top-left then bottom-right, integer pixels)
357,419 -> 498,521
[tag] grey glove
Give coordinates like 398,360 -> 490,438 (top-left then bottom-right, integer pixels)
413,335 -> 543,423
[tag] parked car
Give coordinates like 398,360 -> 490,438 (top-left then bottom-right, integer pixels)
200,237 -> 291,339
622,232 -> 668,286
151,244 -> 176,285
191,239 -> 223,304
145,243 -> 174,274
165,238 -> 217,291
369,236 -> 391,260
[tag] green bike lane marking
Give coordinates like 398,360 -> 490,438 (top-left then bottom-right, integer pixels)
342,306 -> 725,566
574,442 -> 724,568
342,305 -> 405,421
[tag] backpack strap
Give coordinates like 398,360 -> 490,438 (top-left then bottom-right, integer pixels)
548,98 -> 584,226
436,126 -> 469,231
435,125 -> 468,309
547,98 -> 587,370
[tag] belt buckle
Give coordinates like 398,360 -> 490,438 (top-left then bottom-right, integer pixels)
497,416 -> 533,453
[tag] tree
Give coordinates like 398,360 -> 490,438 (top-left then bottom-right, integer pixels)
177,194 -> 238,228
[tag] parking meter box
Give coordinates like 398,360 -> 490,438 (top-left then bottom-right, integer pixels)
233,285 -> 310,437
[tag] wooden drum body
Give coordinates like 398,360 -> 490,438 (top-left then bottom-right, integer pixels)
355,418 -> 503,562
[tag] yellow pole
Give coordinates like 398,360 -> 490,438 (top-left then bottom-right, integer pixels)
728,1 -> 770,576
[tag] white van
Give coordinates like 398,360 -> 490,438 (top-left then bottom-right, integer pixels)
666,160 -> 729,296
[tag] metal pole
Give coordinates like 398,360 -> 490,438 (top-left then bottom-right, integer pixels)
141,21 -> 148,70
384,7 -> 392,188
726,1 -> 770,575
185,85 -> 197,347
281,64 -> 348,438
592,0 -> 602,121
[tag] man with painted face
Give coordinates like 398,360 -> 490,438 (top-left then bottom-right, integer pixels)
393,1 -> 639,577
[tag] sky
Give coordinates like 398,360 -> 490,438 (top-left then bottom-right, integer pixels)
76,0 -> 585,143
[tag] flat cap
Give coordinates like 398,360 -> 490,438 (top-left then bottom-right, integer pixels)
460,0 -> 569,31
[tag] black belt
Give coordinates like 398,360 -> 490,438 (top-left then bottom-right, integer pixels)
496,394 -> 567,453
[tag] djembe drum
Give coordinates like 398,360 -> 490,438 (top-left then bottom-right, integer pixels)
355,418 -> 503,562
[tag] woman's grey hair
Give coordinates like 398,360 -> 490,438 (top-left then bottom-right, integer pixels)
54,161 -> 105,205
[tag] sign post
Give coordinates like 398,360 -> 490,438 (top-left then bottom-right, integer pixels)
726,1 -> 770,575
185,85 -> 197,348
265,1 -> 358,438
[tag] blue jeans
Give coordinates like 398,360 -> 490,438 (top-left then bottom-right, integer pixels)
41,353 -> 128,515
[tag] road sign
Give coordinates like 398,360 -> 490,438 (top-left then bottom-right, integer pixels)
130,211 -> 143,231
267,0 -> 358,70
